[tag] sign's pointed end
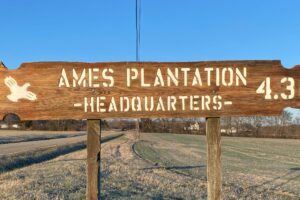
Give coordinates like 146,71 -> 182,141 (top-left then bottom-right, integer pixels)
0,61 -> 8,71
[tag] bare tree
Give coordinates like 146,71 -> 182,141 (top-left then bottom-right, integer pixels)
221,117 -> 232,135
232,117 -> 244,135
279,110 -> 293,136
248,116 -> 264,137
294,117 -> 300,125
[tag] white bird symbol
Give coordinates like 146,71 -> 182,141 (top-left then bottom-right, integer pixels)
4,76 -> 37,102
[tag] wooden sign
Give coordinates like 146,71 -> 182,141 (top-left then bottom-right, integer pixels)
0,60 -> 299,120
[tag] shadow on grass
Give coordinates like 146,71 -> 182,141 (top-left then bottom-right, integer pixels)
142,165 -> 206,171
140,164 -> 207,180
246,167 -> 300,194
0,134 -> 123,173
290,167 -> 300,171
49,158 -> 86,163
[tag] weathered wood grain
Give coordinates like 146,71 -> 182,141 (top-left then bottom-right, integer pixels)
0,60 -> 299,120
87,120 -> 101,200
206,117 -> 221,200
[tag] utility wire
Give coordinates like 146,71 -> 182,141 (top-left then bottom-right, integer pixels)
135,0 -> 141,139
136,0 -> 141,62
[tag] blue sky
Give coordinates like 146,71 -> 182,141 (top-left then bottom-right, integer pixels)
0,0 -> 299,117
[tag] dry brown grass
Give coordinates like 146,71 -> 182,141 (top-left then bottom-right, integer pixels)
0,132 -> 207,199
0,130 -> 85,145
0,130 -> 83,137
0,132 -> 299,199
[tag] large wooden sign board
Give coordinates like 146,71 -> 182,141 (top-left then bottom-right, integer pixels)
0,60 -> 299,120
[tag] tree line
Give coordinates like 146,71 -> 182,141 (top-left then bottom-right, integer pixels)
1,110 -> 299,138
139,110 -> 300,138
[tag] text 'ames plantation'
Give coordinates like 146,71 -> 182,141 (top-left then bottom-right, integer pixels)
0,60 -> 299,120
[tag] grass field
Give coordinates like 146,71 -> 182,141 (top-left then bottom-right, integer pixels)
0,132 -> 299,199
135,133 -> 300,199
0,141 -> 86,173
0,131 -> 122,174
0,130 -> 85,144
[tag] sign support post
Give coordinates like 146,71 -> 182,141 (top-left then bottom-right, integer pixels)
87,119 -> 101,200
206,117 -> 221,200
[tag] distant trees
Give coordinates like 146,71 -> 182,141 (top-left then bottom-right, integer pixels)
11,119 -> 112,131
250,116 -> 264,137
294,117 -> 300,125
29,120 -> 87,131
108,119 -> 135,130
140,118 -> 153,132
1,110 -> 299,138
220,110 -> 298,138
139,112 -> 299,138
139,118 -> 205,134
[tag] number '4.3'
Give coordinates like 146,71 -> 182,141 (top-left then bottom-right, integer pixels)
256,77 -> 295,100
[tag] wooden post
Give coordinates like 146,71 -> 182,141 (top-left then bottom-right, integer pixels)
87,119 -> 101,200
206,117 -> 221,200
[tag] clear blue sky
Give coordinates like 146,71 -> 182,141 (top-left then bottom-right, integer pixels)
1,0 -> 300,68
0,0 -> 299,116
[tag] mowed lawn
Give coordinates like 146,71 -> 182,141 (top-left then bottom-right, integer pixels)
135,133 -> 300,197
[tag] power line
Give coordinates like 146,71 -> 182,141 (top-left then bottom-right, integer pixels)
136,0 -> 141,62
135,0 -> 141,140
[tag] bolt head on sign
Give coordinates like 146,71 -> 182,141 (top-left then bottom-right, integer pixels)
0,60 -> 299,120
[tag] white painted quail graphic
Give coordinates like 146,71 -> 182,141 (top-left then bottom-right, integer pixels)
4,76 -> 37,102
